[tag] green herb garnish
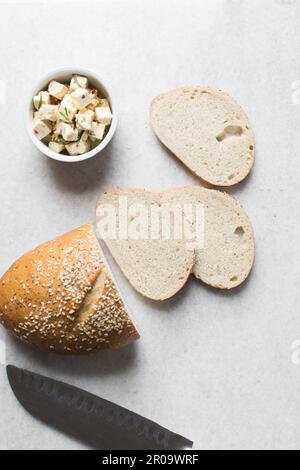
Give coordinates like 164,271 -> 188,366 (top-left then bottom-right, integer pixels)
59,107 -> 70,121
73,74 -> 81,87
54,135 -> 78,145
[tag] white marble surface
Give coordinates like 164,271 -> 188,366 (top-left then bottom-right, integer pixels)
0,0 -> 300,450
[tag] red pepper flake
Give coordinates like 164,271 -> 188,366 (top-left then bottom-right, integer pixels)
88,88 -> 98,95
34,130 -> 39,135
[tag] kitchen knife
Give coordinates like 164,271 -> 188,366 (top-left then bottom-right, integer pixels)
7,365 -> 193,450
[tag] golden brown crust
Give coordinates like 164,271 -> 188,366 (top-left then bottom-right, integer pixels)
0,225 -> 139,354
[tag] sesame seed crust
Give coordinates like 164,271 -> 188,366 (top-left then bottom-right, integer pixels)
0,225 -> 140,354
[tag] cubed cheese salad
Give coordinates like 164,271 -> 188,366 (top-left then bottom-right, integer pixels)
32,75 -> 113,156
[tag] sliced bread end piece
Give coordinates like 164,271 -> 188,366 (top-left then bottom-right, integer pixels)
150,87 -> 255,187
165,186 -> 255,290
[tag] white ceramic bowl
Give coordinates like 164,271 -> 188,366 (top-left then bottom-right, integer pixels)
26,66 -> 118,163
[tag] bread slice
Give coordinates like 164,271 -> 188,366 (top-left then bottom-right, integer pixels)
165,186 -> 255,289
0,225 -> 140,354
96,188 -> 195,301
150,87 -> 255,186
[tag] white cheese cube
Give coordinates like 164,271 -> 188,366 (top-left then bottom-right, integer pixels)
75,111 -> 93,131
33,119 -> 52,140
80,131 -> 89,143
87,97 -> 101,111
33,91 -> 50,110
66,138 -> 91,156
95,106 -> 112,125
38,104 -> 58,122
58,94 -> 77,122
48,81 -> 69,100
90,121 -> 106,140
70,88 -> 93,110
70,75 -> 88,92
53,121 -> 64,136
61,123 -> 79,142
79,108 -> 95,119
49,141 -> 65,153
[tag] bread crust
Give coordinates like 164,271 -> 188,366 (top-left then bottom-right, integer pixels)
0,225 -> 139,354
150,87 -> 255,187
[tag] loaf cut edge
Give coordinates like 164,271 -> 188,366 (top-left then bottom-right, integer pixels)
0,224 -> 140,354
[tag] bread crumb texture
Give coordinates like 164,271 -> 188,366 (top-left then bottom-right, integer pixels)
165,186 -> 255,289
0,225 -> 139,354
96,188 -> 195,301
150,87 -> 255,186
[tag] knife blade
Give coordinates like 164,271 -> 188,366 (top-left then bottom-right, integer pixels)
7,365 -> 193,450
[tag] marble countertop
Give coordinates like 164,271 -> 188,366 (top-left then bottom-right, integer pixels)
0,0 -> 300,450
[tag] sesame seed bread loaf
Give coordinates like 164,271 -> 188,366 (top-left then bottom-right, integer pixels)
0,225 -> 139,354
150,87 -> 255,186
96,188 -> 195,301
165,186 -> 255,289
